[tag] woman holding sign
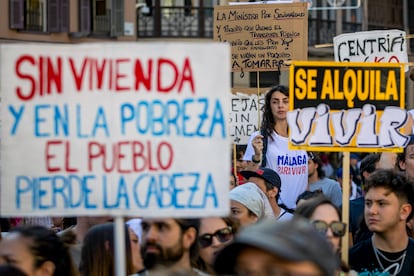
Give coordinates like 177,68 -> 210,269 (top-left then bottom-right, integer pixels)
243,85 -> 308,210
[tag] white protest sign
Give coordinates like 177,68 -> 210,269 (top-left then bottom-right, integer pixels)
333,29 -> 408,71
0,42 -> 231,217
229,93 -> 264,145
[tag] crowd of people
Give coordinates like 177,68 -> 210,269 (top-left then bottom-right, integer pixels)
1,84 -> 414,275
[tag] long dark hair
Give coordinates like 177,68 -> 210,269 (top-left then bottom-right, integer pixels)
79,223 -> 134,276
261,85 -> 289,140
9,225 -> 78,276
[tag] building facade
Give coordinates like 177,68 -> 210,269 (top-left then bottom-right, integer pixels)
1,0 -> 137,43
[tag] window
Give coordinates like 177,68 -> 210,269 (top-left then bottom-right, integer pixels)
79,0 -> 124,37
9,0 -> 69,32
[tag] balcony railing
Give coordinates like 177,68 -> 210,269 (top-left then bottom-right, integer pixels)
137,6 -> 413,53
136,6 -> 361,45
137,6 -> 213,38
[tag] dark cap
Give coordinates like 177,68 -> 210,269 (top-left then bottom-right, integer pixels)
214,219 -> 337,276
240,167 -> 281,189
350,153 -> 360,160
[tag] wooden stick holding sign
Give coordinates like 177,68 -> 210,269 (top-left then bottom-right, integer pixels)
341,152 -> 350,265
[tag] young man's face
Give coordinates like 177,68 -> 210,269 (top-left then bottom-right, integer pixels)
141,219 -> 191,269
364,187 -> 408,234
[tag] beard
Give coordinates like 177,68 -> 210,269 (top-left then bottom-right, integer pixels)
142,239 -> 185,269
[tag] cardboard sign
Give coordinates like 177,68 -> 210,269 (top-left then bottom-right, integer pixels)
214,3 -> 308,72
288,61 -> 409,152
229,92 -> 265,144
0,42 -> 231,217
333,30 -> 408,71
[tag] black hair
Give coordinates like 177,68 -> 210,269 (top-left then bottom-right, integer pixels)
359,153 -> 380,183
261,85 -> 289,140
308,152 -> 325,178
9,225 -> 78,276
295,195 -> 342,220
175,219 -> 201,262
396,135 -> 414,172
296,190 -> 324,205
364,169 -> 414,220
0,265 -> 28,276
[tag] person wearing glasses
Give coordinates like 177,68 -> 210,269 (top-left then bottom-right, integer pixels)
294,195 -> 351,275
194,217 -> 239,274
349,169 -> 414,275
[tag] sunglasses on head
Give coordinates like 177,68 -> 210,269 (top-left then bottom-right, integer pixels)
312,220 -> 347,237
198,226 -> 233,248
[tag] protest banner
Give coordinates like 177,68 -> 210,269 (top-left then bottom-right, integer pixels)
288,61 -> 409,152
214,2 -> 308,72
333,29 -> 409,71
0,42 -> 231,217
229,91 -> 265,144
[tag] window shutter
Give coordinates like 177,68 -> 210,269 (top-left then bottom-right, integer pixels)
60,0 -> 69,32
111,0 -> 124,37
48,0 -> 60,32
9,0 -> 24,30
79,0 -> 91,33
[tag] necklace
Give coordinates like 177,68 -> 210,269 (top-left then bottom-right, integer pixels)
371,238 -> 407,276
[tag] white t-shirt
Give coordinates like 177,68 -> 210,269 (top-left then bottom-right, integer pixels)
244,131 -> 308,209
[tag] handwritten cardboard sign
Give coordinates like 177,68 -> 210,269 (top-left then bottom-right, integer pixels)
214,2 -> 308,72
288,61 -> 409,152
0,42 -> 231,217
229,92 -> 265,144
333,29 -> 408,71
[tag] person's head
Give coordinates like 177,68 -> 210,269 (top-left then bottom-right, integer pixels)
364,169 -> 414,234
335,167 -> 353,194
79,222 -> 136,276
240,167 -> 281,200
350,153 -> 360,167
140,218 -> 200,271
214,219 -> 337,276
397,135 -> 414,181
295,190 -> 323,207
196,217 -> 239,272
235,146 -> 247,173
0,225 -> 78,276
126,218 -> 145,272
261,85 -> 289,134
308,152 -> 325,179
229,183 -> 274,227
294,196 -> 346,253
359,153 -> 380,184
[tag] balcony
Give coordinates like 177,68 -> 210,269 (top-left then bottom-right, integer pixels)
137,5 -> 413,52
137,6 -> 214,38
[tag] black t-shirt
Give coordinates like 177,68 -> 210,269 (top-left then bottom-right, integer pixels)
349,237 -> 414,275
